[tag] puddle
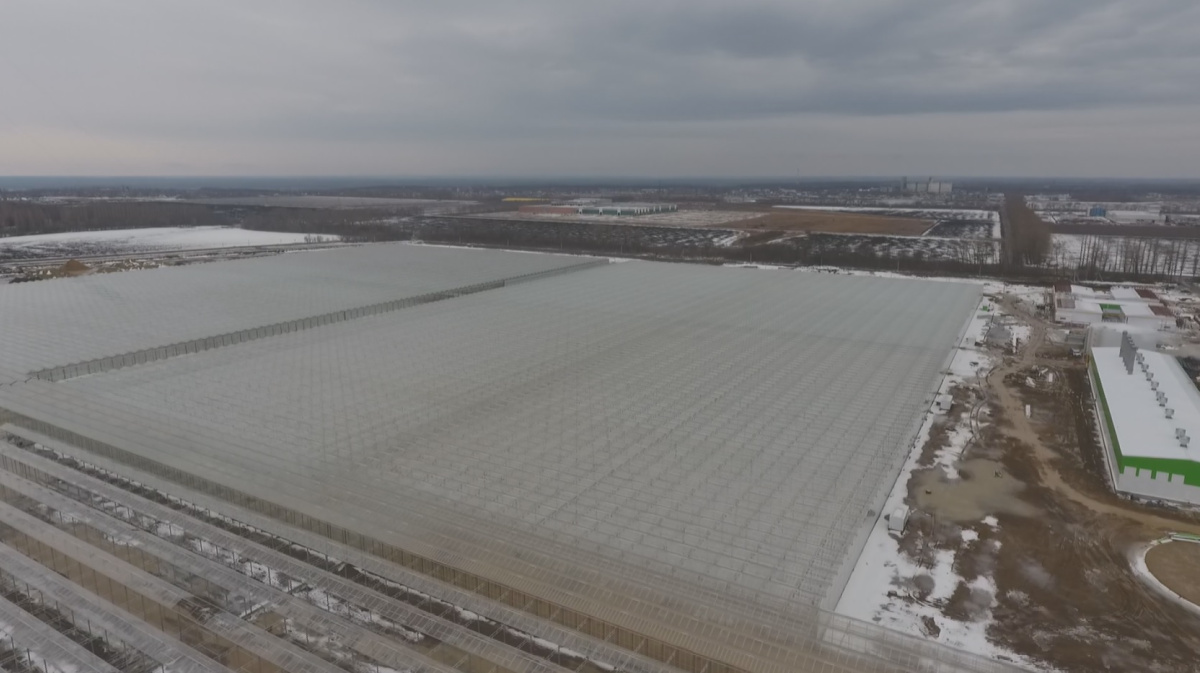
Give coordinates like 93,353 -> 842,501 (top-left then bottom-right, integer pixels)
911,459 -> 1039,522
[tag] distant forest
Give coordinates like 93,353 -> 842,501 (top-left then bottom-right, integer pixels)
0,201 -> 218,235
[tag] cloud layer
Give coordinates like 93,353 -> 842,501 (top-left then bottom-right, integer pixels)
3,0 -> 1198,177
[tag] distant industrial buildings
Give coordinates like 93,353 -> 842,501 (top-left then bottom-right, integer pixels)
1053,284 -> 1174,331
518,202 -> 678,217
899,177 -> 953,194
1090,331 -> 1200,505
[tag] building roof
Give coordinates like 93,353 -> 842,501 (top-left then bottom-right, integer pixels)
1093,347 -> 1200,463
0,245 -> 585,382
1120,301 -> 1155,317
0,254 -> 982,609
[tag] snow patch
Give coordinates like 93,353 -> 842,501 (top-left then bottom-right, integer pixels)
0,227 -> 336,257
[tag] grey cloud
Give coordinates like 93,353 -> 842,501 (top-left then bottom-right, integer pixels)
1,0 -> 1199,175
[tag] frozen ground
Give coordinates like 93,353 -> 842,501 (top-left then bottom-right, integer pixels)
0,227 -> 334,260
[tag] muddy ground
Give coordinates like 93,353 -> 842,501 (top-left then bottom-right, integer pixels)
898,297 -> 1200,672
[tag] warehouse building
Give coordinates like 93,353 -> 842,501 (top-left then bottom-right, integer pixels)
518,202 -> 677,216
1053,283 -> 1174,330
1090,332 -> 1200,505
899,177 -> 953,194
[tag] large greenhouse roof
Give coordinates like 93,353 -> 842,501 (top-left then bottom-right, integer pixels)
0,247 -> 981,612
0,244 -> 1025,673
0,244 -> 586,382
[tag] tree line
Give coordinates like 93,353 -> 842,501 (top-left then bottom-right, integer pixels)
1001,193 -> 1052,267
0,200 -> 219,235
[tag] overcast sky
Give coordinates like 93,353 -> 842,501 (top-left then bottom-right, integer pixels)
3,0 -> 1198,178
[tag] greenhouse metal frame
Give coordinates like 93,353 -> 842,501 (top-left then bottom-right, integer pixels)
0,244 -> 1026,673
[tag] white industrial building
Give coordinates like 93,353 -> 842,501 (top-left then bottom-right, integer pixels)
899,177 -> 953,194
1054,284 -> 1174,331
1090,333 -> 1200,505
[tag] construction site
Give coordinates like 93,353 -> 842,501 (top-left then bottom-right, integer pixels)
853,286 -> 1200,672
0,243 -> 1038,673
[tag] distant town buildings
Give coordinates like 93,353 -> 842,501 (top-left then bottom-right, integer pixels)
899,177 -> 953,194
1053,284 -> 1174,331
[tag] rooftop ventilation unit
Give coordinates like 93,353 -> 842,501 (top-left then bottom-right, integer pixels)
1166,408 -> 1175,419
1176,428 -> 1185,439
1151,381 -> 1160,391
1157,392 -> 1167,406
1182,435 -> 1191,448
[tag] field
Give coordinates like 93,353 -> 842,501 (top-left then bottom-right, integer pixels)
465,208 -> 759,228
186,195 -> 475,211
476,206 -> 942,237
1144,540 -> 1200,607
730,208 -> 932,235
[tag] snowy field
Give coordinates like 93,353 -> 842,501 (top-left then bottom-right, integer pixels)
0,227 -> 334,260
1047,234 -> 1200,275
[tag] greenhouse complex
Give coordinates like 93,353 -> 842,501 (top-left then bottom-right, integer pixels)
0,244 -> 1020,673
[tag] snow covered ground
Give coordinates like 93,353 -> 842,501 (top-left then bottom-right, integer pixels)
1046,233 -> 1200,273
0,227 -> 335,259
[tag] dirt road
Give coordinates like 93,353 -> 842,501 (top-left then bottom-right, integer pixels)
977,295 -> 1200,671
991,297 -> 1200,535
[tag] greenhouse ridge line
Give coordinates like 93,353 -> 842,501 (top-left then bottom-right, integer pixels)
24,257 -> 609,383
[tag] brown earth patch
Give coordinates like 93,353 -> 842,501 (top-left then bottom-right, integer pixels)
1145,541 -> 1200,607
730,209 -> 933,235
